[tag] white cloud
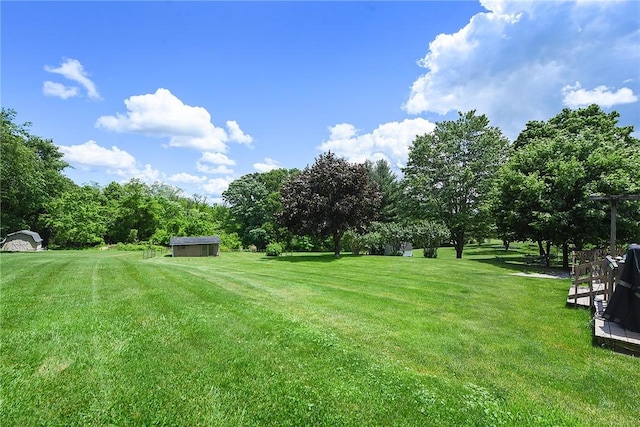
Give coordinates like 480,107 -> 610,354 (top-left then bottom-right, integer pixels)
166,173 -> 208,185
404,0 -> 640,139
198,152 -> 236,165
95,88 -> 252,153
58,140 -> 167,184
44,58 -> 101,100
128,164 -> 163,183
202,177 -> 234,196
562,82 -> 638,108
253,158 -> 280,173
226,120 -> 253,146
319,118 -> 435,168
196,152 -> 236,174
58,140 -> 136,171
42,81 -> 79,99
196,164 -> 235,175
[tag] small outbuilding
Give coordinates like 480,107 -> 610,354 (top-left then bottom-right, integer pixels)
1,230 -> 43,252
170,236 -> 221,257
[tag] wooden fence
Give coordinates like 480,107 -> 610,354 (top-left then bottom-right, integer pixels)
569,249 -> 624,309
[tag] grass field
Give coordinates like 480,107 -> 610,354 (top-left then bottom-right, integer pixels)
2,244 -> 639,426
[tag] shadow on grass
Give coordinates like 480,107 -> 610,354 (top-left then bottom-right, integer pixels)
464,248 -> 522,256
464,243 -> 569,275
261,253 -> 364,263
469,254 -> 570,277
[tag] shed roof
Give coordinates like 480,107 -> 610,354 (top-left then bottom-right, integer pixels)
170,236 -> 221,246
6,230 -> 43,243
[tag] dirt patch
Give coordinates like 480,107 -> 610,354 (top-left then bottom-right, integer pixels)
38,358 -> 71,376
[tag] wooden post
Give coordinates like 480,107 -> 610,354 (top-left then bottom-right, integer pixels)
589,194 -> 640,256
610,198 -> 617,257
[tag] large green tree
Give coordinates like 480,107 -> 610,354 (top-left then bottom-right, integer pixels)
102,180 -> 162,243
279,152 -> 382,257
222,168 -> 298,248
365,159 -> 401,223
0,108 -> 72,239
403,110 -> 510,258
43,184 -> 108,248
494,105 -> 640,268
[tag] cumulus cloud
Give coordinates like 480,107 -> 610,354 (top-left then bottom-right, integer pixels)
44,58 -> 101,100
58,140 -> 137,171
166,173 -> 208,185
196,152 -> 236,175
199,152 -> 236,165
58,140 -> 168,184
127,164 -> 163,183
319,118 -> 435,169
95,88 -> 252,153
43,81 -> 79,99
226,120 -> 254,146
562,82 -> 638,108
404,0 -> 639,139
202,177 -> 234,196
197,164 -> 235,175
253,158 -> 280,173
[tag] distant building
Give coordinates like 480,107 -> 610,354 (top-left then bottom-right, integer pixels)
1,230 -> 43,252
170,236 -> 221,257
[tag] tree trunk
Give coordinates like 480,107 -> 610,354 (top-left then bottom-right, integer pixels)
333,231 -> 342,258
545,241 -> 551,267
537,240 -> 544,257
562,242 -> 570,270
455,234 -> 464,259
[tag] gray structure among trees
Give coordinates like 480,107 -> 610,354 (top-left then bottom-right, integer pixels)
170,236 -> 221,257
1,230 -> 43,252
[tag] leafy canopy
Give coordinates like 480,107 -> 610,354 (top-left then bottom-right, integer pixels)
403,110 -> 510,258
494,104 -> 640,267
1,108 -> 71,238
279,152 -> 382,256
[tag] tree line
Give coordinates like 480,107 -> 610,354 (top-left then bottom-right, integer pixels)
2,106 -> 639,267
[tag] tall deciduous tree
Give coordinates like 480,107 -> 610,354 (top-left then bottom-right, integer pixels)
222,169 -> 298,247
43,184 -> 108,248
102,179 -> 162,243
403,110 -> 510,258
279,152 -> 382,257
1,108 -> 72,239
494,105 -> 640,268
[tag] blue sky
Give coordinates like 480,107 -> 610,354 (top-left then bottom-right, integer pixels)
3,1 -> 639,202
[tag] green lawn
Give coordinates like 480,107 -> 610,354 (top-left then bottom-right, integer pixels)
2,245 -> 639,426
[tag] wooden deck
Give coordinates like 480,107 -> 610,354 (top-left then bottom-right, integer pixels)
566,285 -> 640,355
592,298 -> 640,356
566,252 -> 638,355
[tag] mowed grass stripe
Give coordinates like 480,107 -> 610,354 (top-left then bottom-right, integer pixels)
2,248 -> 640,425
1,252 -> 438,425
155,251 -> 639,424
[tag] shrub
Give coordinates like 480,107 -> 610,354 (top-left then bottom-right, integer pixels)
150,229 -> 170,246
343,230 -> 366,255
289,235 -> 314,252
220,232 -> 242,251
423,247 -> 438,258
364,231 -> 385,255
248,228 -> 269,251
265,242 -> 283,257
